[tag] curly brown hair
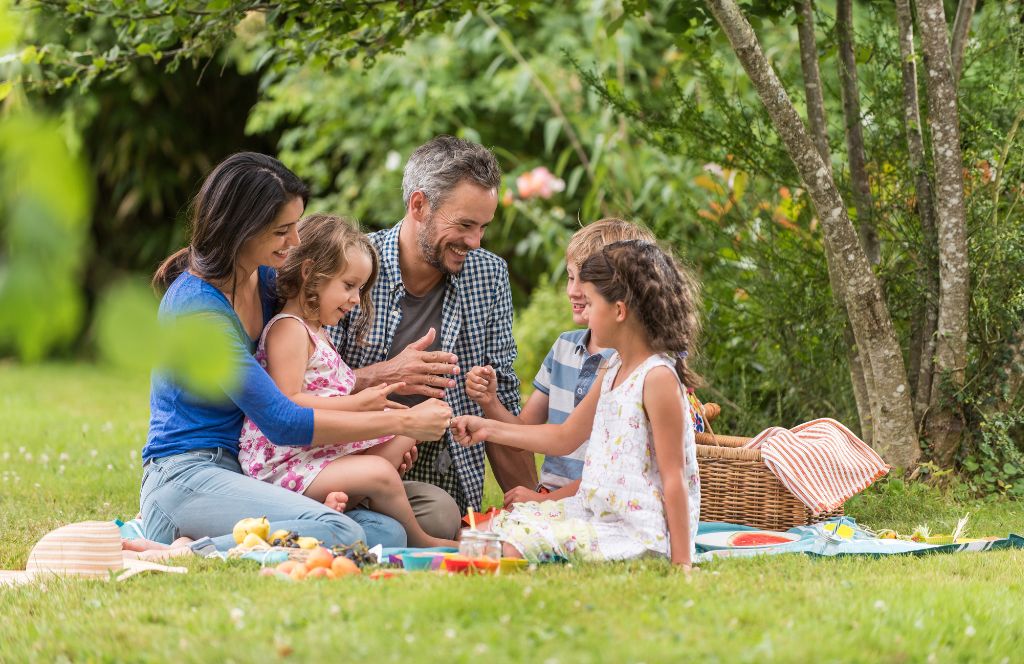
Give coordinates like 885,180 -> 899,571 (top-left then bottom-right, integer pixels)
578,240 -> 702,388
565,217 -> 656,270
275,214 -> 379,344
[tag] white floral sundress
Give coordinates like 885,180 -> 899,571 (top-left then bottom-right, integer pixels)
238,313 -> 393,494
491,353 -> 700,563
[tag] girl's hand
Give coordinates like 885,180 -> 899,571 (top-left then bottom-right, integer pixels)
353,382 -> 409,411
402,399 -> 452,441
398,444 -> 418,477
503,486 -> 544,507
464,365 -> 498,407
451,415 -> 489,446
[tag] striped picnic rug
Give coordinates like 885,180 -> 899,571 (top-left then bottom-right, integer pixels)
743,418 -> 889,513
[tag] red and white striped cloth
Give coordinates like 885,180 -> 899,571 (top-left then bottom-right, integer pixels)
742,418 -> 889,514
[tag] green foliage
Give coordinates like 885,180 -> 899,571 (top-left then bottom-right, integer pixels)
16,0 -> 505,92
95,279 -> 238,398
0,110 -> 90,360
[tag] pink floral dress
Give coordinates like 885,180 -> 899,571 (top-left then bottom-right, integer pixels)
491,353 -> 700,563
238,313 -> 392,494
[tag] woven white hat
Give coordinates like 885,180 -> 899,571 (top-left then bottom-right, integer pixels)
0,521 -> 187,586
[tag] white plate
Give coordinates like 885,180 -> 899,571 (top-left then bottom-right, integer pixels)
694,530 -> 800,551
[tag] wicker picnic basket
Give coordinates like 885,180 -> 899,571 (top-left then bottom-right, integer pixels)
694,402 -> 843,531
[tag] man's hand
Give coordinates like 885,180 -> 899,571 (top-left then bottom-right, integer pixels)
384,328 -> 460,398
451,415 -> 488,446
402,399 -> 453,441
503,486 -> 545,507
465,365 -> 498,407
398,444 -> 418,477
351,382 -> 409,411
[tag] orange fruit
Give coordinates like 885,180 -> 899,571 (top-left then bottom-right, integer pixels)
276,560 -> 298,575
288,563 -> 308,581
331,556 -> 361,577
306,546 -> 334,570
307,567 -> 333,580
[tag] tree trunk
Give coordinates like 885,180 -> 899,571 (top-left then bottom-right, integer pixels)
950,0 -> 977,87
706,0 -> 920,467
895,0 -> 940,429
797,0 -> 830,172
796,0 -> 873,443
916,0 -> 971,466
836,0 -> 880,266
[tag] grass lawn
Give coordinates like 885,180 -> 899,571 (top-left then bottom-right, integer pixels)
2,361 -> 1023,662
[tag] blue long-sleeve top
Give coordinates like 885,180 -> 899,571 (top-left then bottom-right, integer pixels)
142,267 -> 315,462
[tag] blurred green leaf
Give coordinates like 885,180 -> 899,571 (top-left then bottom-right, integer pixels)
95,279 -> 240,398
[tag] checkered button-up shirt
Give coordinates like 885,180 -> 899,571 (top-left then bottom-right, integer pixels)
327,222 -> 521,510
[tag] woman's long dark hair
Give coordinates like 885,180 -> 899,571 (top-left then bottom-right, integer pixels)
152,152 -> 309,294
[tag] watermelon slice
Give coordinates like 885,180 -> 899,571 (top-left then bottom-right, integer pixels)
728,532 -> 795,547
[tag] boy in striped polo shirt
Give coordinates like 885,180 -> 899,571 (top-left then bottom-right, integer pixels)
465,218 -> 656,505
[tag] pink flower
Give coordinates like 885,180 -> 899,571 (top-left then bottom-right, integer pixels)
280,470 -> 305,493
515,166 -> 565,200
262,444 -> 275,461
249,462 -> 263,476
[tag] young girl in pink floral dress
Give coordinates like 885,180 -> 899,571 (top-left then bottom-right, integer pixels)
239,214 -> 456,548
453,240 -> 701,569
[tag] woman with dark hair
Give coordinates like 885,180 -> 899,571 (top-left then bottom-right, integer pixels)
138,152 -> 451,554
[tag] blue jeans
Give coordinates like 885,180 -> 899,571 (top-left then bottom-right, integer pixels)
139,448 -> 407,551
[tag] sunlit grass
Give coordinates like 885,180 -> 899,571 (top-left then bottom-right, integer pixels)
1,362 -> 1023,662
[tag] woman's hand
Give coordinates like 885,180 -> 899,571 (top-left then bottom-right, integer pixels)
401,399 -> 453,441
351,382 -> 409,411
464,365 -> 498,407
451,415 -> 489,446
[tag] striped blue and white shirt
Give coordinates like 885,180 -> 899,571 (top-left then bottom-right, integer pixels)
532,329 -> 614,489
327,222 -> 521,511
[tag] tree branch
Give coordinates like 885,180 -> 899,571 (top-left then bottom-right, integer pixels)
950,0 -> 977,87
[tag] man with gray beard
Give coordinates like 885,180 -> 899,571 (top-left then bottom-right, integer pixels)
328,135 -> 536,539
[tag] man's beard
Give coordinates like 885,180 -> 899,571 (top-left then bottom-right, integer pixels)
416,212 -> 468,275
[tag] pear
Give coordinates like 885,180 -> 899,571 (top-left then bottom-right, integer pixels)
232,516 -> 271,544
242,532 -> 269,549
296,536 -> 320,550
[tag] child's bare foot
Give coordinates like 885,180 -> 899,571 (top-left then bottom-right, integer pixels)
324,491 -> 348,512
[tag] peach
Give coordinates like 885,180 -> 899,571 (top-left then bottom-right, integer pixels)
306,546 -> 334,570
288,563 -> 308,581
276,560 -> 299,575
331,556 -> 360,577
307,567 -> 333,580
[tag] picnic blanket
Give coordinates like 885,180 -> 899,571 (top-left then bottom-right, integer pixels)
743,418 -> 889,513
695,518 -> 1024,562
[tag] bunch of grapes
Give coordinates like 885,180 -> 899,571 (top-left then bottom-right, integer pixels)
329,541 -> 377,567
270,530 -> 301,548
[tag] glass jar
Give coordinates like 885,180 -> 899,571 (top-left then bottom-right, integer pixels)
458,529 -> 502,560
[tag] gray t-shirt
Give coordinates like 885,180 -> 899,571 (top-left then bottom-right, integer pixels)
385,281 -> 445,407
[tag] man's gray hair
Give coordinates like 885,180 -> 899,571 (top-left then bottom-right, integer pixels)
402,135 -> 501,209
